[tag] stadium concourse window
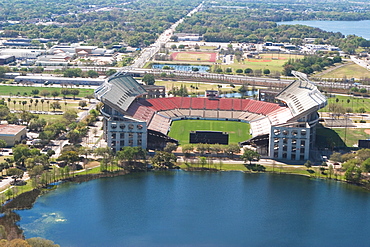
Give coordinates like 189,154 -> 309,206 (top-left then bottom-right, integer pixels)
120,124 -> 126,129
120,133 -> 125,138
301,130 -> 307,136
137,124 -> 143,130
283,130 -> 289,135
274,129 -> 281,136
292,131 -> 298,136
111,123 -> 117,129
128,124 -> 134,130
111,133 -> 116,139
120,140 -> 124,146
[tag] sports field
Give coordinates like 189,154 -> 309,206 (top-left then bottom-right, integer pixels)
215,53 -> 304,73
168,120 -> 251,144
171,52 -> 217,62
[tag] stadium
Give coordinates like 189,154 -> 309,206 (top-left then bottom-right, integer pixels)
94,71 -> 327,161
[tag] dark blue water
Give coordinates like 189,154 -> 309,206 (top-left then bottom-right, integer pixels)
16,171 -> 370,247
278,20 -> 370,40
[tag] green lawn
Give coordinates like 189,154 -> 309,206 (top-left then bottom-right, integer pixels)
169,120 -> 251,145
320,95 -> 370,113
214,53 -> 304,74
0,85 -> 94,98
319,63 -> 370,79
316,125 -> 369,148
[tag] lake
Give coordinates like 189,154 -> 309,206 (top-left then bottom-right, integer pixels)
16,171 -> 370,247
278,20 -> 370,40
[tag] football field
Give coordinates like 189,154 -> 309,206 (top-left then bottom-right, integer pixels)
168,120 -> 251,145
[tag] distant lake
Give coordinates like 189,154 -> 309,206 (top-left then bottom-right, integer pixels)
16,171 -> 370,247
278,20 -> 370,40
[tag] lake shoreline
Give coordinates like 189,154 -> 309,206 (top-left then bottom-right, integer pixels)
3,165 -> 368,242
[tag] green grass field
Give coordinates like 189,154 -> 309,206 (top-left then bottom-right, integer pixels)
316,125 -> 369,148
319,63 -> 370,79
0,85 -> 94,98
214,53 -> 304,74
320,95 -> 370,113
168,120 -> 251,144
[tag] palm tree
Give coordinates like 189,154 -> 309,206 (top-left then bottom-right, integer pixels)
13,100 -> 16,110
35,99 -> 39,111
41,99 -> 44,111
46,100 -> 50,112
22,101 -> 27,110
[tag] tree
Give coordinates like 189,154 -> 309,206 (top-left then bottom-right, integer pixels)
142,74 -> 155,85
57,151 -> 80,169
0,139 -> 6,153
26,237 -> 60,247
357,148 -> 370,161
79,100 -> 87,109
151,151 -> 177,169
40,90 -> 50,99
263,69 -> 270,75
7,167 -> 24,184
61,89 -> 70,99
0,105 -> 10,120
106,69 -> 117,77
50,101 -> 61,112
241,148 -> 260,165
182,144 -> 193,161
51,90 -> 59,100
63,68 -> 82,78
70,89 -> 80,100
225,143 -> 240,159
13,144 -> 31,167
163,143 -> 177,153
63,109 -> 78,123
244,68 -> 253,74
85,94 -> 94,103
304,160 -> 312,169
330,152 -> 342,162
87,70 -> 99,78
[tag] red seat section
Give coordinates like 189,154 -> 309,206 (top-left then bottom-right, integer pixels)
205,98 -> 219,110
180,97 -> 191,109
169,97 -> 182,108
233,98 -> 243,111
161,98 -> 178,109
146,98 -> 166,111
219,98 -> 233,110
191,98 -> 205,109
241,99 -> 252,110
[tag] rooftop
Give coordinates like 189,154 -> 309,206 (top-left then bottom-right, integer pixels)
0,124 -> 26,135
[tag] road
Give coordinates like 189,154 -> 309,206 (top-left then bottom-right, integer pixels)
129,2 -> 204,69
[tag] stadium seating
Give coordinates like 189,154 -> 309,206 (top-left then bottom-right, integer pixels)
205,99 -> 220,110
204,109 -> 218,118
250,117 -> 272,137
219,98 -> 233,110
148,113 -> 171,134
191,98 -> 205,109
